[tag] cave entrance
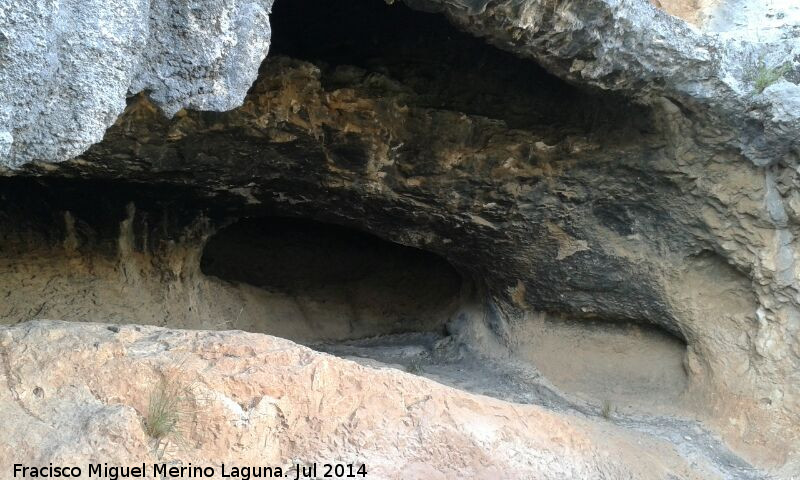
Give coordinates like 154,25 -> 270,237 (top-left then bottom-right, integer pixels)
200,217 -> 464,343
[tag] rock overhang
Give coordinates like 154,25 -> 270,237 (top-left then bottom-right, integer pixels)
0,0 -> 799,470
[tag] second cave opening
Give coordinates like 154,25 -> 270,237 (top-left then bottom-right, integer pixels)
200,216 -> 466,342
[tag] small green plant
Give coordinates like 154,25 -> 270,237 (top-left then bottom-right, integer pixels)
601,400 -> 614,420
753,61 -> 792,94
143,372 -> 197,458
405,360 -> 423,375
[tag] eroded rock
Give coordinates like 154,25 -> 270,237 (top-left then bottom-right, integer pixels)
0,0 -> 273,167
0,320 -> 748,480
0,0 -> 799,476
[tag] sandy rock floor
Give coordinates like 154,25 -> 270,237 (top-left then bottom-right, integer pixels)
0,320 -> 767,480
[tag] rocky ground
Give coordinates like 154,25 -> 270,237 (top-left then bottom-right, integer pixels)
319,331 -> 770,480
0,320 -> 776,480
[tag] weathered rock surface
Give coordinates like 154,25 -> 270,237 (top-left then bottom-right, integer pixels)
1,0 -> 799,477
0,320 -> 715,480
0,0 -> 273,167
9,46 -> 791,464
408,0 -> 800,167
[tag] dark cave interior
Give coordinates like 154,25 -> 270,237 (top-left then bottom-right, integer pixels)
201,216 -> 465,336
267,0 -> 653,136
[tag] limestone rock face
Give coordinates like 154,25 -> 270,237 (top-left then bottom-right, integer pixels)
1,0 -> 800,476
0,320 -> 693,480
16,50 -> 789,464
0,0 -> 273,167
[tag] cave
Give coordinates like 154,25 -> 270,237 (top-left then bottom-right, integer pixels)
4,0 -> 799,474
0,174 -> 691,417
200,216 -> 465,342
0,0 -> 691,416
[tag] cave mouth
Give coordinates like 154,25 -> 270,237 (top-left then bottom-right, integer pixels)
0,178 -> 467,345
0,177 -> 691,420
200,216 -> 465,342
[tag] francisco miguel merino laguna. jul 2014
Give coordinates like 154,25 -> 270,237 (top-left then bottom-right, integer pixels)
12,462 -> 369,479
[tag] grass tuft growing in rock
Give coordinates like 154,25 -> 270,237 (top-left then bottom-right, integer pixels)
753,62 -> 792,94
601,400 -> 614,420
143,371 -> 198,457
145,380 -> 182,439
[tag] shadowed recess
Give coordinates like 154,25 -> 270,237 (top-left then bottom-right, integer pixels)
201,217 -> 465,338
268,0 -> 652,136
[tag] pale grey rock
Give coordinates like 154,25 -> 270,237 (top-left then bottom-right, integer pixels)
707,0 -> 800,43
0,0 -> 272,168
0,0 -> 148,167
129,0 -> 272,116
